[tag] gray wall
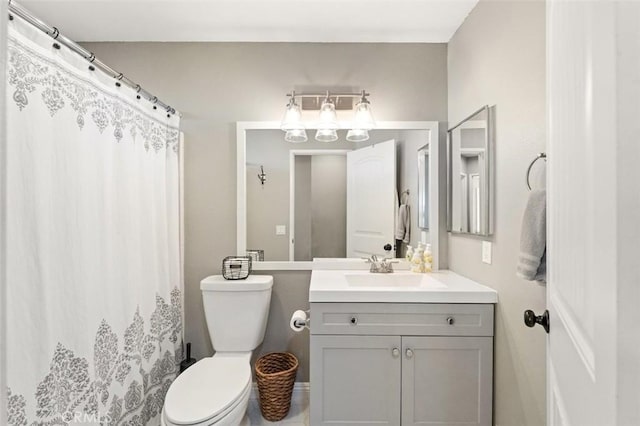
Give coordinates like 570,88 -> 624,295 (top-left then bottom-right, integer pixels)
83,42 -> 449,381
294,156 -> 312,261
447,1 -> 547,425
310,155 -> 347,258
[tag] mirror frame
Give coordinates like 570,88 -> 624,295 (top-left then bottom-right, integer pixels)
417,144 -> 430,230
237,121 -> 442,270
446,105 -> 495,236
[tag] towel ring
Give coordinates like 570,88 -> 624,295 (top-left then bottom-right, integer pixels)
526,152 -> 546,190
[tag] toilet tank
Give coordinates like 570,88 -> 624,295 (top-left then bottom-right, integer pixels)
200,275 -> 273,352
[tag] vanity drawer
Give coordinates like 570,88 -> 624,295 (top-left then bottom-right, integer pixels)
310,303 -> 494,337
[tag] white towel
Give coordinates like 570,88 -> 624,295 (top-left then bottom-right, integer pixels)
395,204 -> 411,243
517,189 -> 546,283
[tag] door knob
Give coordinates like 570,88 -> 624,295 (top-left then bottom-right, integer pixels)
524,309 -> 550,333
392,348 -> 400,358
384,243 -> 393,252
405,348 -> 414,359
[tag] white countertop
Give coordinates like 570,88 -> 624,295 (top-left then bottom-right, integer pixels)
309,269 -> 498,304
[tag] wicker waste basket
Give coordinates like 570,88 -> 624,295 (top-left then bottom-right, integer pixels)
255,352 -> 299,421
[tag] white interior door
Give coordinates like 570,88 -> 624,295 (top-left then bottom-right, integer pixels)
346,139 -> 396,258
546,1 -> 640,424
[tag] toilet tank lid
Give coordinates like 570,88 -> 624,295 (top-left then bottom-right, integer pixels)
201,275 -> 273,291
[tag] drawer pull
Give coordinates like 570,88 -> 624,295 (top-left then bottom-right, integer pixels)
406,348 -> 414,359
350,316 -> 358,325
392,348 -> 400,358
447,316 -> 455,325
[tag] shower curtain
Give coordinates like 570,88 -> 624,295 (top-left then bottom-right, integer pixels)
5,18 -> 182,426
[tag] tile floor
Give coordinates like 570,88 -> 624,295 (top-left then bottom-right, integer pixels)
244,394 -> 310,426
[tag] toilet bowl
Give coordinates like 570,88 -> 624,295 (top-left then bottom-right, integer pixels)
162,275 -> 273,426
162,354 -> 252,426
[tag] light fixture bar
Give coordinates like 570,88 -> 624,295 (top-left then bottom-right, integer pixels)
286,90 -> 370,99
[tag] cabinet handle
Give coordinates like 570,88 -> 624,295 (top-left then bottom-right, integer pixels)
447,316 -> 455,325
405,348 -> 414,359
349,316 -> 358,325
392,348 -> 400,358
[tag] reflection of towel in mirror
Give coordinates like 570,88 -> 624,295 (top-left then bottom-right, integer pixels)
517,189 -> 546,283
395,204 -> 411,244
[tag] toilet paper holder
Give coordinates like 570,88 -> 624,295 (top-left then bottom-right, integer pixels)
291,310 -> 311,330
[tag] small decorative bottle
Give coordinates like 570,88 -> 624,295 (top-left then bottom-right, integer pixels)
405,245 -> 414,262
423,244 -> 433,272
411,243 -> 426,273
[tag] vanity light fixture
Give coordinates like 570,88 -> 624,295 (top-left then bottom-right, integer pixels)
280,89 -> 375,143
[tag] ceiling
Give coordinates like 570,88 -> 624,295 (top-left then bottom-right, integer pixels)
18,0 -> 479,42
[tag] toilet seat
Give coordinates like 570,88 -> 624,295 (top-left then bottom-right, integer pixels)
163,355 -> 251,425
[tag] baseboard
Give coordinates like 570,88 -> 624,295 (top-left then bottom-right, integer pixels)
250,382 -> 310,405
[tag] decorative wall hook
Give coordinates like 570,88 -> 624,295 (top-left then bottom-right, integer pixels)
258,166 -> 267,185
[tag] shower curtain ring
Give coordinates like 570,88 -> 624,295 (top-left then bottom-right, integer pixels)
51,27 -> 59,39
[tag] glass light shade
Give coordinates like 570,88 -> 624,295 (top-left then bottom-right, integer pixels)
315,128 -> 338,142
346,129 -> 370,142
281,100 -> 304,131
317,99 -> 339,130
352,100 -> 375,130
285,129 -> 308,143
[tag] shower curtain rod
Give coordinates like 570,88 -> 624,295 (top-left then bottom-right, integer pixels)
7,0 -> 179,116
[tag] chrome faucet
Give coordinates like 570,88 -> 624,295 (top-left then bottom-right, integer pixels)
364,255 -> 398,273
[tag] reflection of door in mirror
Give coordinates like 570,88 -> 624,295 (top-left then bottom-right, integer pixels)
346,139 -> 396,258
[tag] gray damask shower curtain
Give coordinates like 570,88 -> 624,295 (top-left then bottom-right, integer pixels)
5,17 -> 182,425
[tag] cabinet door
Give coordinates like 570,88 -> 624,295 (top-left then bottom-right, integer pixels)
311,335 -> 402,426
401,336 -> 493,426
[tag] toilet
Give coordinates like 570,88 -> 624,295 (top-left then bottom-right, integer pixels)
162,275 -> 273,426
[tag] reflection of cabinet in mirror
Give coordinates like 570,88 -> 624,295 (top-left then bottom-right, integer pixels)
447,106 -> 494,236
237,122 -> 443,268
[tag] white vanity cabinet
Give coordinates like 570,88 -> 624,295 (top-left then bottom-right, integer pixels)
310,303 -> 494,426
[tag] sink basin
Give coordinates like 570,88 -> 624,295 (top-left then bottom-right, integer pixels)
309,267 -> 498,303
345,273 -> 447,288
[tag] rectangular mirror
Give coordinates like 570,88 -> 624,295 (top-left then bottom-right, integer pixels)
447,106 -> 494,236
238,123 -> 440,264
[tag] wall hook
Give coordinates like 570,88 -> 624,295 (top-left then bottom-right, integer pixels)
258,166 -> 267,185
